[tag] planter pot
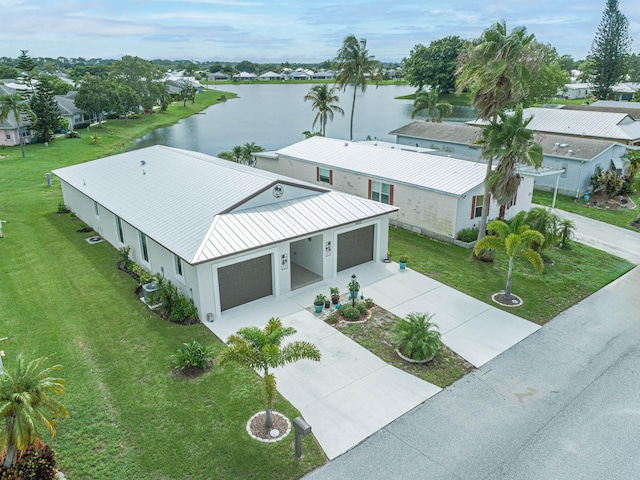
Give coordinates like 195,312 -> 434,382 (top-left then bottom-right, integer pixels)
324,300 -> 330,309
349,290 -> 360,299
399,262 -> 407,270
314,304 -> 323,313
395,348 -> 434,364
331,295 -> 340,305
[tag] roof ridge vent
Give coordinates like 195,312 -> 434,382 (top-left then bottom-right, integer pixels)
568,149 -> 574,154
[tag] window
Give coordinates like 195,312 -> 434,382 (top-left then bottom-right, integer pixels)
5,133 -> 10,140
471,195 -> 483,219
115,216 -> 125,244
317,167 -> 332,184
139,232 -> 150,264
174,255 -> 184,280
93,201 -> 100,219
369,180 -> 393,205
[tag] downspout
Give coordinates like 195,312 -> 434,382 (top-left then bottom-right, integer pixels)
575,160 -> 586,198
552,171 -> 562,209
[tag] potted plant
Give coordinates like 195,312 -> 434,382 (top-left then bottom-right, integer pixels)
313,294 -> 326,313
390,312 -> 441,363
398,255 -> 409,269
330,287 -> 340,304
347,280 -> 360,299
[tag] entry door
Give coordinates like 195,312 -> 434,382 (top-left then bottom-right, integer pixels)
337,225 -> 374,272
217,254 -> 273,311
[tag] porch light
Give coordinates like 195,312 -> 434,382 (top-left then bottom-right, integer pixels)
351,274 -> 357,307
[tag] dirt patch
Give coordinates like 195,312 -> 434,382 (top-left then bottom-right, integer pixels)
171,363 -> 213,379
576,191 -> 636,211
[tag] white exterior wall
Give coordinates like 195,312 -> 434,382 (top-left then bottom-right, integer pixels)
396,136 -> 482,161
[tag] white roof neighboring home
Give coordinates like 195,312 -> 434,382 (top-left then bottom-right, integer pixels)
258,71 -> 283,80
233,71 -> 257,80
470,107 -> 640,145
592,100 -> 640,109
276,136 -> 491,197
52,145 -> 396,264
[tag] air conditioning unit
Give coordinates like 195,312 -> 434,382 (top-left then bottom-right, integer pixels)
142,281 -> 158,303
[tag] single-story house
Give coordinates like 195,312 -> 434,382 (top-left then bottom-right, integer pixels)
284,71 -> 311,81
390,121 -> 629,197
558,83 -> 592,100
55,91 -> 94,131
52,146 -> 396,320
258,71 -> 283,81
0,84 -> 34,147
208,71 -> 230,81
254,136 -> 536,244
311,70 -> 335,80
469,107 -> 640,146
233,72 -> 257,81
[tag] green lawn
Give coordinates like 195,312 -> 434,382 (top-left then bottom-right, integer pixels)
388,227 -> 633,325
533,189 -> 640,231
0,92 -> 326,479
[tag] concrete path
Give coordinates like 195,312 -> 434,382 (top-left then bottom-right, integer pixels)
304,212 -> 639,478
206,260 -> 539,459
550,208 -> 640,264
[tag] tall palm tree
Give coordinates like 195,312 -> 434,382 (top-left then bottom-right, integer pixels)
0,354 -> 68,469
241,141 -> 264,167
456,21 -> 538,241
411,88 -> 453,123
303,84 -> 345,136
474,211 -> 544,301
0,92 -> 37,159
335,35 -> 381,141
480,105 -> 543,220
218,317 -> 321,428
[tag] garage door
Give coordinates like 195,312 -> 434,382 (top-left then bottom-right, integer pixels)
218,254 -> 273,311
337,225 -> 374,272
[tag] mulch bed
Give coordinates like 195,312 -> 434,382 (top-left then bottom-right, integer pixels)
576,191 -> 636,211
492,292 -> 523,307
171,363 -> 213,379
248,412 -> 290,442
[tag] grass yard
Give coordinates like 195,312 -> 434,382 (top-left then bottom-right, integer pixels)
533,189 -> 640,231
0,92 -> 326,479
388,227 -> 633,325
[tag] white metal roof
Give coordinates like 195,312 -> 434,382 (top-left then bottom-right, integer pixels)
276,136 -> 493,197
53,145 -> 396,264
470,108 -> 640,142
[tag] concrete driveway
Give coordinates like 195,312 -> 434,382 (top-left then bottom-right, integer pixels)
206,261 -> 539,459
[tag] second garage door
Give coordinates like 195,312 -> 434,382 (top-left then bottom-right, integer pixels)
218,254 -> 273,311
337,225 -> 374,272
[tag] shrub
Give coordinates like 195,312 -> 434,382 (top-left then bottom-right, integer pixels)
364,298 -> 375,309
340,304 -> 361,320
456,227 -> 479,243
356,302 -> 367,315
326,312 -> 340,325
77,222 -> 92,232
130,263 -> 153,286
0,441 -> 57,480
57,202 -> 70,214
118,246 -> 133,270
314,294 -> 326,306
172,340 -> 214,370
156,275 -> 199,324
170,295 -> 199,324
391,312 -> 442,362
398,255 -> 409,263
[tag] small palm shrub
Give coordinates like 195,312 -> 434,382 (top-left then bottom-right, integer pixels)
326,312 -> 340,325
57,202 -> 70,214
391,312 -> 442,362
172,340 -> 215,370
77,222 -> 92,232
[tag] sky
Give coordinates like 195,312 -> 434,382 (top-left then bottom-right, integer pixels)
1,0 -> 639,63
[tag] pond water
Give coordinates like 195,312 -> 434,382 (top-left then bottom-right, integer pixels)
136,83 -> 477,155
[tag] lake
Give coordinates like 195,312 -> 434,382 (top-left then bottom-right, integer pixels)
136,83 -> 476,155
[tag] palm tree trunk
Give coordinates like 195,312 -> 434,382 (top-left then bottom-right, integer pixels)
19,134 -> 26,158
265,407 -> 273,429
476,157 -> 493,240
498,204 -> 506,221
349,84 -> 357,141
505,256 -> 514,300
3,432 -> 16,469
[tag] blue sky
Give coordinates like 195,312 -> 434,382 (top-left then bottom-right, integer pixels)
1,0 -> 638,62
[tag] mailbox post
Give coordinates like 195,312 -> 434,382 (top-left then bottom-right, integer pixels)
293,416 -> 312,458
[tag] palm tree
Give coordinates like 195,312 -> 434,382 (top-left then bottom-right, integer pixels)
474,211 -> 544,301
0,354 -> 68,469
303,84 -> 344,136
218,317 -> 321,428
480,105 -> 543,220
411,88 -> 453,123
0,92 -> 37,159
524,207 -> 561,252
557,218 -> 576,248
241,142 -> 264,167
335,35 -> 381,141
456,21 -> 538,241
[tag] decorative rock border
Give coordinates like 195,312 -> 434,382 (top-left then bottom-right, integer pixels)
246,411 -> 291,443
395,348 -> 434,364
491,291 -> 524,307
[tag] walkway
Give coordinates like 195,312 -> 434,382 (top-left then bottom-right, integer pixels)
304,213 -> 640,478
206,261 -> 538,459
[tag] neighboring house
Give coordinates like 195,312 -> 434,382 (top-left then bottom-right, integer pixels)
163,71 -> 204,93
558,83 -> 592,100
284,71 -> 311,81
311,70 -> 335,80
207,71 -> 230,81
55,91 -> 93,131
233,72 -> 257,81
0,83 -> 34,146
611,83 -> 640,101
254,136 -> 536,244
52,145 -> 396,320
391,121 -> 629,197
258,71 -> 283,81
469,107 -> 640,146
